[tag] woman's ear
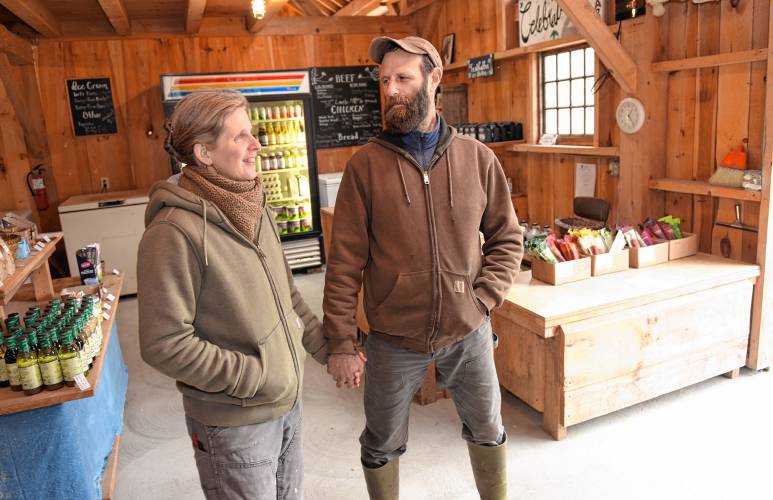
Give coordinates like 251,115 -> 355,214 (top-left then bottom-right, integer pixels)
193,143 -> 213,166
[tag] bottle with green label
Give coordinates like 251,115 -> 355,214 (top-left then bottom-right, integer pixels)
38,335 -> 63,391
0,335 -> 9,387
73,320 -> 90,375
17,336 -> 43,396
5,335 -> 21,391
58,330 -> 82,387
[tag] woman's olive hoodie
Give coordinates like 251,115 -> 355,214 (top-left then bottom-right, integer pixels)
137,180 -> 326,427
323,118 -> 524,355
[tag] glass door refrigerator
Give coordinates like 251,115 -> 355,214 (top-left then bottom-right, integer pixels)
160,70 -> 323,270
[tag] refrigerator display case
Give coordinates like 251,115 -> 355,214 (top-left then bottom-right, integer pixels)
160,71 -> 322,270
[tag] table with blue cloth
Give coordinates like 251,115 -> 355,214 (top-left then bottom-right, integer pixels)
0,284 -> 128,499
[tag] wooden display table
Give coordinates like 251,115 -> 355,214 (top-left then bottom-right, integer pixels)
0,232 -> 63,319
0,273 -> 124,415
492,253 -> 760,440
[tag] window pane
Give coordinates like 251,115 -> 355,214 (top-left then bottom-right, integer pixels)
571,49 -> 584,78
544,82 -> 557,108
557,81 -> 570,107
545,109 -> 557,134
572,78 -> 585,106
544,54 -> 557,81
558,108 -> 571,135
585,48 -> 595,77
586,77 -> 595,104
571,108 -> 585,134
557,52 -> 570,80
586,107 -> 595,135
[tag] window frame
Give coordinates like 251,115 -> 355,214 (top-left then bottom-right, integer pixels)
540,44 -> 597,144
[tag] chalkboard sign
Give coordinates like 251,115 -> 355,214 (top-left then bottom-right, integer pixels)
66,78 -> 117,136
468,54 -> 495,79
310,66 -> 381,149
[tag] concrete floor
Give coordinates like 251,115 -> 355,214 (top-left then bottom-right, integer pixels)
114,271 -> 773,500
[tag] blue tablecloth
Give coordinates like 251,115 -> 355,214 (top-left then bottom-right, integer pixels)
0,323 -> 128,499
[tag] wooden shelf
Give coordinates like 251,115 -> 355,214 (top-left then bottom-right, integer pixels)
0,232 -> 63,309
505,144 -> 620,157
0,273 -> 125,416
652,48 -> 768,73
649,178 -> 762,202
484,139 -> 525,149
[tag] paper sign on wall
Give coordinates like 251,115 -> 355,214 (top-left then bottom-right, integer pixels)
519,0 -> 605,47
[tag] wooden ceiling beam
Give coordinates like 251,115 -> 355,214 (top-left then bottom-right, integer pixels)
293,0 -> 328,15
403,0 -> 436,16
96,0 -> 131,36
0,0 -> 61,38
247,0 -> 291,33
186,0 -> 207,34
0,25 -> 33,65
257,15 -> 411,34
313,0 -> 340,15
335,0 -> 381,16
556,0 -> 637,95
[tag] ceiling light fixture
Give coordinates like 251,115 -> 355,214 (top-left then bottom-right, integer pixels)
252,0 -> 266,19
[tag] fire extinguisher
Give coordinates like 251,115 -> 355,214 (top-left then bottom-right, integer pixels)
26,164 -> 49,210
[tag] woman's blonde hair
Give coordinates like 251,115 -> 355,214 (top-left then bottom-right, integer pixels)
164,91 -> 249,166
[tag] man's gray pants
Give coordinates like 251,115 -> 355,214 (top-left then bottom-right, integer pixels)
360,319 -> 504,468
185,402 -> 303,500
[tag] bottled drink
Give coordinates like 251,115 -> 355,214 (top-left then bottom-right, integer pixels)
286,150 -> 295,169
281,105 -> 288,119
5,335 -> 20,391
38,335 -> 63,391
272,106 -> 281,122
259,106 -> 267,121
17,336 -> 43,396
267,123 -> 276,146
295,104 -> 303,118
258,126 -> 268,147
0,335 -> 9,387
265,106 -> 273,120
298,122 -> 306,144
270,154 -> 279,170
58,330 -> 83,387
277,152 -> 286,170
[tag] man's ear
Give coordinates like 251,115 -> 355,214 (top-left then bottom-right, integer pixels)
429,66 -> 442,92
193,143 -> 213,166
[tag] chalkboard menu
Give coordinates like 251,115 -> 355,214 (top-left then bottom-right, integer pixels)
66,78 -> 118,136
310,66 -> 381,149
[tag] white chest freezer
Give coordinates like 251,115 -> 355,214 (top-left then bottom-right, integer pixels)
58,189 -> 149,295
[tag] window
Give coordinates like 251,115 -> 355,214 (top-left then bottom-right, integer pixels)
542,46 -> 596,137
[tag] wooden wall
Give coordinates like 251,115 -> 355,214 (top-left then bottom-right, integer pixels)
30,30 -> 410,204
417,0 -> 768,261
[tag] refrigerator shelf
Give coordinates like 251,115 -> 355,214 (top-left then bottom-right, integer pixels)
268,196 -> 311,204
252,117 -> 305,124
260,167 -> 308,175
259,143 -> 307,149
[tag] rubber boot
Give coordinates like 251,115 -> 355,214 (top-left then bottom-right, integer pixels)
362,459 -> 399,500
467,435 -> 507,500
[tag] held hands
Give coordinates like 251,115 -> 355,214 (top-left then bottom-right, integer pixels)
327,351 -> 367,389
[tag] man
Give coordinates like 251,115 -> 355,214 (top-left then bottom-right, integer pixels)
323,36 -> 523,500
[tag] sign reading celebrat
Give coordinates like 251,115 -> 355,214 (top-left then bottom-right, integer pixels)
310,66 -> 382,149
468,54 -> 495,79
518,0 -> 605,47
66,78 -> 118,136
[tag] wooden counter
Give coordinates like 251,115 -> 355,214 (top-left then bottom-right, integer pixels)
492,253 -> 760,440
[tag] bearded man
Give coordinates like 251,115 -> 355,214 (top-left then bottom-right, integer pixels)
322,36 -> 523,500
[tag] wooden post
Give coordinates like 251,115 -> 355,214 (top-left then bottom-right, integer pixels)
543,332 -> 566,441
31,260 -> 55,301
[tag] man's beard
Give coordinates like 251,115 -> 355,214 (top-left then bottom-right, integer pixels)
384,82 -> 430,134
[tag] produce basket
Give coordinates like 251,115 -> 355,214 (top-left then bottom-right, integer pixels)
554,216 -> 605,238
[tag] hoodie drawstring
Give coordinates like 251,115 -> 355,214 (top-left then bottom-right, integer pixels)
202,199 -> 209,267
397,157 -> 412,205
446,152 -> 455,222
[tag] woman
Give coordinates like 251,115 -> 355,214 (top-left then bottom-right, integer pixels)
137,91 -> 327,500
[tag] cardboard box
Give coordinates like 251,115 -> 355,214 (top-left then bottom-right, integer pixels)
531,257 -> 591,285
668,233 -> 698,260
629,241 -> 669,268
591,249 -> 630,276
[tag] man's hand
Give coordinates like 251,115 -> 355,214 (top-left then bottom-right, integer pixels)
327,352 -> 368,388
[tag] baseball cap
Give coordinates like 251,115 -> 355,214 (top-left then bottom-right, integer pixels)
368,36 -> 443,71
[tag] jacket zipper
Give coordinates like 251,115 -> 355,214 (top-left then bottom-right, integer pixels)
208,201 -> 301,407
402,153 -> 444,352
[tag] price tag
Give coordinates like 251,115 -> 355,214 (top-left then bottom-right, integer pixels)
74,373 -> 91,391
111,268 -> 121,275
101,287 -> 109,294
103,303 -> 112,310
103,312 -> 111,321
42,235 -> 51,243
34,243 -> 45,251
107,293 -> 116,301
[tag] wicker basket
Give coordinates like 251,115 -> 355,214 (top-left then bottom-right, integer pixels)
0,233 -> 21,256
554,216 -> 606,238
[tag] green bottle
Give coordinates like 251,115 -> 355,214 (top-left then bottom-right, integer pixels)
58,331 -> 82,387
38,335 -> 63,391
16,336 -> 43,396
0,335 -> 9,387
73,320 -> 89,375
5,335 -> 21,391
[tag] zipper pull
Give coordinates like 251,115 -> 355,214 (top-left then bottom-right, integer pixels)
423,172 -> 430,185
